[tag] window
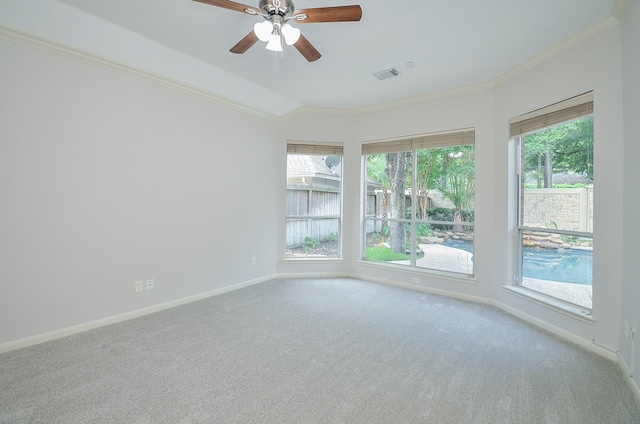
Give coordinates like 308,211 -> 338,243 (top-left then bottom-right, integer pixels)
285,143 -> 343,259
362,129 -> 475,276
511,93 -> 594,310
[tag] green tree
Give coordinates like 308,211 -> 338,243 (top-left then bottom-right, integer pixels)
385,152 -> 411,253
440,147 -> 475,232
524,116 -> 593,187
367,147 -> 474,249
366,154 -> 390,229
551,116 -> 594,179
366,154 -> 389,186
415,149 -> 441,220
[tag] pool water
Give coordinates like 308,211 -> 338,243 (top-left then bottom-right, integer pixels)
443,240 -> 593,286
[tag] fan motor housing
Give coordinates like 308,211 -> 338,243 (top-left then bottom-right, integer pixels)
259,0 -> 295,17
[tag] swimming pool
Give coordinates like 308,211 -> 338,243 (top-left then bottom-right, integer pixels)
443,239 -> 593,286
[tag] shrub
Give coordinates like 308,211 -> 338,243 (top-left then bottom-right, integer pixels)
304,237 -> 319,249
426,207 -> 454,223
425,207 -> 474,230
416,223 -> 433,237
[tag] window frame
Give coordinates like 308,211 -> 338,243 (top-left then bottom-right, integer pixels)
510,92 -> 594,313
284,142 -> 344,261
361,129 -> 476,278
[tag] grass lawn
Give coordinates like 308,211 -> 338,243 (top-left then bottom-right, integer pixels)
366,246 -> 411,261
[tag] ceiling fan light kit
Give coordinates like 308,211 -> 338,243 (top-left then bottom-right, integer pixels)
194,0 -> 362,62
280,23 -> 301,46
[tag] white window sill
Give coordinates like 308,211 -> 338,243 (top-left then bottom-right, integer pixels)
503,285 -> 594,324
281,257 -> 344,264
357,260 -> 477,285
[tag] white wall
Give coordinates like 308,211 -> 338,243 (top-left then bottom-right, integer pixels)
349,89 -> 497,302
0,37 -> 279,345
0,11 -> 632,366
281,24 -> 625,355
277,112 -> 355,276
620,0 -> 640,388
493,26 -> 624,352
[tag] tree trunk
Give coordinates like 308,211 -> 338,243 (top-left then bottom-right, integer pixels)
544,150 -> 553,188
537,154 -> 542,188
389,187 -> 406,253
381,188 -> 388,232
453,208 -> 463,233
385,152 -> 411,254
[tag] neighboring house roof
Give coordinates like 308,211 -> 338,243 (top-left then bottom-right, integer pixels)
287,154 -> 382,190
367,176 -> 383,189
287,155 -> 339,178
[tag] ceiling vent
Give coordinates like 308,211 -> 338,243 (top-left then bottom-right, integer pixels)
372,68 -> 399,80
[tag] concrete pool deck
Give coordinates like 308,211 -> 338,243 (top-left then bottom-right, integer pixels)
395,244 -> 593,310
393,244 -> 473,274
520,277 -> 593,310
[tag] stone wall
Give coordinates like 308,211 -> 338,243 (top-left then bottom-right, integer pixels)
522,188 -> 593,232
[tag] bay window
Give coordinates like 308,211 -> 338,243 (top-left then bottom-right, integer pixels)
511,92 -> 594,311
285,143 -> 343,259
362,129 -> 475,277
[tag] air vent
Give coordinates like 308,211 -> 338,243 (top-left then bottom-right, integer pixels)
372,68 -> 399,80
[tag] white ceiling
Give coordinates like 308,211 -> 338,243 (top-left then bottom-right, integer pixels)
0,0 -> 620,117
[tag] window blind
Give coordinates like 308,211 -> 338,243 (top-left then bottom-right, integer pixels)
287,142 -> 343,156
509,92 -> 593,138
362,128 -> 474,155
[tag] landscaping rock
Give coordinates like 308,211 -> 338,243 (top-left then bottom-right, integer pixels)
418,236 -> 444,244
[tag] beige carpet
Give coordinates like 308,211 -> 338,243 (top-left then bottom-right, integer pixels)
1,277 -> 639,423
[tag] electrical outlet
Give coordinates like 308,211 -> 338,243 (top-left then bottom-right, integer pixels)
632,322 -> 637,342
251,256 -> 257,266
146,279 -> 154,291
624,320 -> 629,339
134,280 -> 143,294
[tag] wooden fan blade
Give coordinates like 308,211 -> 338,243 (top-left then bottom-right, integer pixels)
230,31 -> 259,54
192,0 -> 260,15
294,34 -> 321,62
293,5 -> 362,23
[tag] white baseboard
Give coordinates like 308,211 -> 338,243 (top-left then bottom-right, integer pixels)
0,274 -> 276,354
348,272 -> 492,305
279,272 -> 621,364
277,271 -> 352,279
618,354 -> 640,407
289,272 -> 622,365
3,271 -> 639,410
0,271 -> 627,375
494,299 -> 618,362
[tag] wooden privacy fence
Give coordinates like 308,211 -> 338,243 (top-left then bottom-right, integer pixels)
286,187 -> 340,248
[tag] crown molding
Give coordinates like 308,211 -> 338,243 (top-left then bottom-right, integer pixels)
0,24 -> 280,122
353,82 -> 496,115
612,0 -> 630,21
283,14 -> 621,120
493,15 -> 620,87
279,81 -> 496,122
277,105 -> 354,121
1,10 -> 624,123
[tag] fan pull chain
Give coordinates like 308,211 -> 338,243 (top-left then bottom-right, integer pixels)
273,34 -> 284,70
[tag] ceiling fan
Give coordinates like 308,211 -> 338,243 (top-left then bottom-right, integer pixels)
193,0 -> 362,62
